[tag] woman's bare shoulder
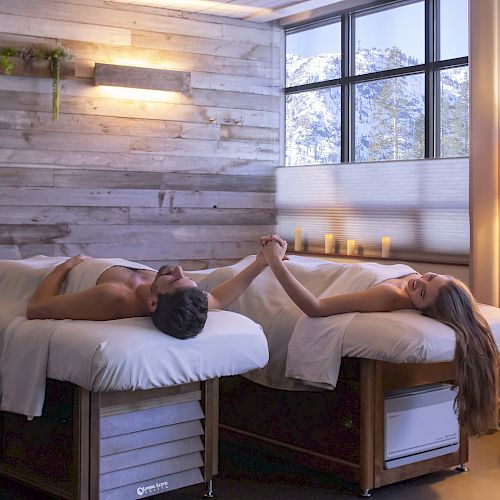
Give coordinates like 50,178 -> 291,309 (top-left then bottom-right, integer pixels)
374,282 -> 414,309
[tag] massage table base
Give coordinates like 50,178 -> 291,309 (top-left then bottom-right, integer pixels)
219,358 -> 468,496
0,378 -> 219,499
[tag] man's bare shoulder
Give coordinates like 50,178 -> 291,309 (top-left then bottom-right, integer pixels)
93,281 -> 130,296
93,283 -> 145,318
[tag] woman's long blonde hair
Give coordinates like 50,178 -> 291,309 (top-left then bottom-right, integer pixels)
422,279 -> 499,437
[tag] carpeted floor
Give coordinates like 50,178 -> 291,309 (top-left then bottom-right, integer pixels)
0,431 -> 498,499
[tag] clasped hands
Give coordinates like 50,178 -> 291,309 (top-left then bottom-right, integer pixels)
257,234 -> 289,267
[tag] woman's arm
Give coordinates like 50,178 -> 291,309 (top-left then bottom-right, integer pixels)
261,240 -> 409,317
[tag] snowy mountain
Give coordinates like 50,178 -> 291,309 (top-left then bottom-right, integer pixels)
286,48 -> 468,165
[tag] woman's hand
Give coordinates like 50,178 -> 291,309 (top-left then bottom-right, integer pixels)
259,235 -> 288,265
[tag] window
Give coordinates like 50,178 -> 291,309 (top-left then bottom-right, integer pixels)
281,0 -> 469,262
285,0 -> 469,166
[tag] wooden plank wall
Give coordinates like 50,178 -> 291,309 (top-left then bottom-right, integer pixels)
0,0 -> 280,269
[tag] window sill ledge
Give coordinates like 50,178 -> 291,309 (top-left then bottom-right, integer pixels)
288,251 -> 469,267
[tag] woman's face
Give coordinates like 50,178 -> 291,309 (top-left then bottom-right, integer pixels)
406,272 -> 451,310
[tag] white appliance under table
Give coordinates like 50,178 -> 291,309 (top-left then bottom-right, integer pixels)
384,383 -> 459,469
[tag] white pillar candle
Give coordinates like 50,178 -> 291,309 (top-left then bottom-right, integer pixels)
294,226 -> 303,252
381,236 -> 391,258
346,239 -> 356,255
324,233 -> 334,254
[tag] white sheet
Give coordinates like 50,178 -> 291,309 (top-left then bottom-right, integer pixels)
192,256 -> 500,391
192,255 -> 347,390
0,256 -> 269,417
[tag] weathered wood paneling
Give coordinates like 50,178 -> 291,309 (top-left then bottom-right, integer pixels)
132,31 -> 275,62
52,169 -> 275,192
0,0 -> 276,44
0,224 -> 275,244
0,14 -> 132,46
0,109 -> 223,141
0,167 -> 54,186
129,208 -> 276,226
0,90 -> 280,128
0,130 -> 279,160
0,206 -> 129,225
18,241 -> 259,261
0,76 -> 280,111
0,187 -> 275,208
63,40 -> 276,78
0,0 -> 280,266
0,155 -> 276,175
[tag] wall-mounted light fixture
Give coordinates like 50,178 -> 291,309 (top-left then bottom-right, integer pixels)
94,63 -> 190,92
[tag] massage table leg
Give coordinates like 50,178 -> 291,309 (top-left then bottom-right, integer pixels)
203,479 -> 215,497
359,359 -> 377,497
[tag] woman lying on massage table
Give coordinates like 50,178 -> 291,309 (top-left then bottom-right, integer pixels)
26,249 -> 283,340
259,235 -> 499,437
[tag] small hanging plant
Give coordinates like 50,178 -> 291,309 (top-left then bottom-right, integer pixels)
46,47 -> 71,121
0,48 -> 17,75
0,46 -> 72,121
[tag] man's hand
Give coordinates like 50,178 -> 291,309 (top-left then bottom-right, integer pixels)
55,255 -> 91,274
255,247 -> 268,268
259,234 -> 288,266
27,255 -> 92,320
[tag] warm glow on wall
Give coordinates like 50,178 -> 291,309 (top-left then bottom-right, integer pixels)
96,85 -> 181,102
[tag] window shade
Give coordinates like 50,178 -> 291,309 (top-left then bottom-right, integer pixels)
277,158 -> 469,263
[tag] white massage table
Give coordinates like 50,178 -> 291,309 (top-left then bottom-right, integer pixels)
0,256 -> 269,500
190,255 -> 500,497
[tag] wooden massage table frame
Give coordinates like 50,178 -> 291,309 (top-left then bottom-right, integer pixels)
0,378 -> 219,499
219,358 -> 469,497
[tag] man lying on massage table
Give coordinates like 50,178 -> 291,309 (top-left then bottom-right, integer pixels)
258,234 -> 499,437
26,248 -> 284,340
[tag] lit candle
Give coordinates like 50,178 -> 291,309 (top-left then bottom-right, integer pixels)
381,236 -> 391,258
294,226 -> 303,252
346,239 -> 356,255
324,233 -> 334,254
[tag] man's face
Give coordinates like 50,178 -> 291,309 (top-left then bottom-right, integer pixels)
150,265 -> 197,297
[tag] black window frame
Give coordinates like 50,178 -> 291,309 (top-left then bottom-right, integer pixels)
284,0 -> 469,164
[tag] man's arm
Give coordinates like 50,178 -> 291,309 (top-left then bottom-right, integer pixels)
27,256 -> 86,307
27,283 -> 129,320
26,256 -> 129,321
206,254 -> 268,310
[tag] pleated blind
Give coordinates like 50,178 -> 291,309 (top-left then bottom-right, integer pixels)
276,158 -> 469,263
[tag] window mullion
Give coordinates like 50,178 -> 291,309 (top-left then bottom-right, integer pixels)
341,12 -> 351,163
425,0 -> 436,158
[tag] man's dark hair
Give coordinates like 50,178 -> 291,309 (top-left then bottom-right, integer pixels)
151,287 -> 208,339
